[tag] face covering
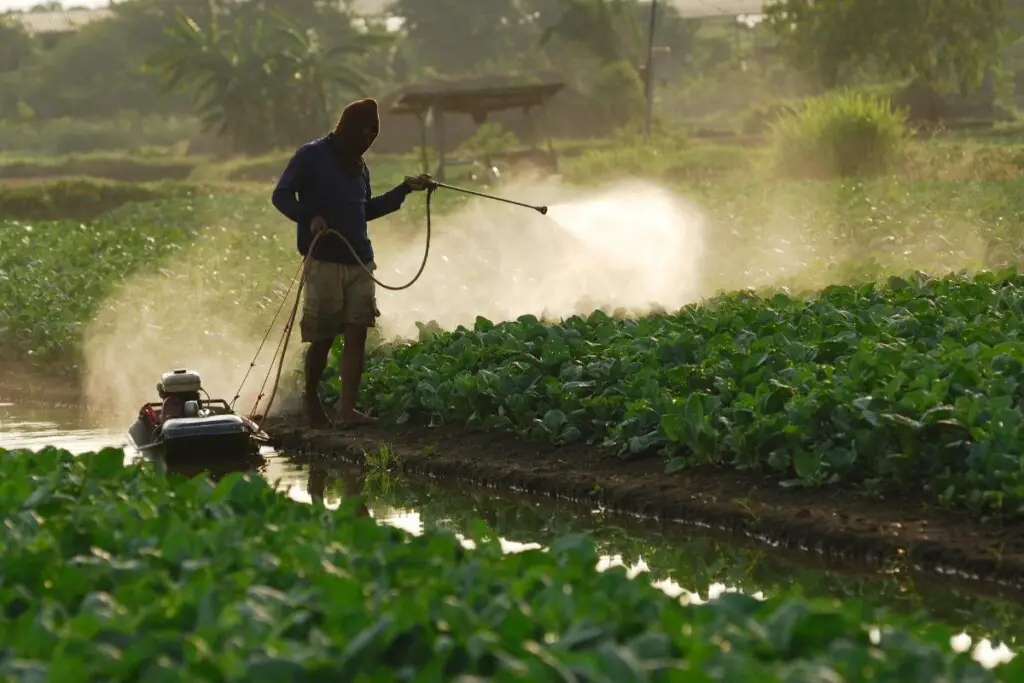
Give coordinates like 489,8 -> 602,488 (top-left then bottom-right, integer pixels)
329,97 -> 380,175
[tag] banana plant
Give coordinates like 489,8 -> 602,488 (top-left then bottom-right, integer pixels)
145,9 -> 388,154
266,12 -> 389,146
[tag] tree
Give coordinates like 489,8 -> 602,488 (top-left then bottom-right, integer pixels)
226,0 -> 360,39
540,0 -> 642,65
0,17 -> 35,73
3,1 -> 209,120
145,10 -> 386,154
20,14 -> 185,119
763,0 -> 885,89
591,59 -> 645,127
764,0 -> 1008,94
0,17 -> 37,118
387,0 -> 545,77
880,0 -> 1008,96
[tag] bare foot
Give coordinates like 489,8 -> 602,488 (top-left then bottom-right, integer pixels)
309,413 -> 332,429
306,395 -> 332,429
335,408 -> 378,429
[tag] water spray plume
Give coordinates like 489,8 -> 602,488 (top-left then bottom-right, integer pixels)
81,226 -> 303,428
81,177 -> 706,423
373,177 -> 707,340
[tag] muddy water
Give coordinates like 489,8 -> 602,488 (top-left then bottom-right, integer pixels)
0,399 -> 1021,668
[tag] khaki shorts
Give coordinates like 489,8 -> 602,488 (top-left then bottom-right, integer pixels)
300,259 -> 379,342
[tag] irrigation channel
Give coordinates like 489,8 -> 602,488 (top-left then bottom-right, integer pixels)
1,395 -> 1021,669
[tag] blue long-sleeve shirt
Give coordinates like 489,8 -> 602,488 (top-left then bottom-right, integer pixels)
271,136 -> 412,266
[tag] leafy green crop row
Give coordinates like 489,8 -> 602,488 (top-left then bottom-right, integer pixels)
0,179 -> 207,222
2,446 -> 1019,681
339,270 -> 1024,516
0,154 -> 196,183
0,202 -> 201,363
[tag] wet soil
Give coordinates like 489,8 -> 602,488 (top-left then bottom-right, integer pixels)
266,417 -> 1024,586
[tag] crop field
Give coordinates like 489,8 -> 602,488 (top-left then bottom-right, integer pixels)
1,200 -> 202,362
346,269 -> 1024,516
9,0 -> 1024,673
4,144 -> 1024,682
2,446 -> 1021,681
5,173 -> 1024,517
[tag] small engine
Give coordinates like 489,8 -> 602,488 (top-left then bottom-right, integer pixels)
158,368 -> 202,395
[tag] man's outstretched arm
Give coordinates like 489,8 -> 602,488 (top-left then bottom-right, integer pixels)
365,168 -> 413,221
271,147 -> 308,222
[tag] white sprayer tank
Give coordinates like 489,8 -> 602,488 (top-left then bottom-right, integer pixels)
160,368 -> 202,394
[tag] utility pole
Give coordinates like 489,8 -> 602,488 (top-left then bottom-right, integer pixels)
643,0 -> 657,138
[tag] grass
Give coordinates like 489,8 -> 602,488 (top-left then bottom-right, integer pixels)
0,198 -> 204,364
559,134 -> 1024,185
0,148 -> 459,186
0,178 -> 234,222
0,191 -> 306,372
0,113 -> 201,157
0,152 -> 199,183
559,138 -> 758,184
1,445 -> 1020,680
4,127 -> 1024,190
768,89 -> 910,180
364,442 -> 396,471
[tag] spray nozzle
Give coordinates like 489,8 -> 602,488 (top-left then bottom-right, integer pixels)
430,181 -> 548,215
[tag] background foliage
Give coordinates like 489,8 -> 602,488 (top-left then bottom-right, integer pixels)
2,0 -> 1021,156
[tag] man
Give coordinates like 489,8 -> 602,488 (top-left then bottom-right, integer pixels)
271,98 -> 431,428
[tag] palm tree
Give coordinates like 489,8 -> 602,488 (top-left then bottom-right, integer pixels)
267,13 -> 387,146
145,12 -> 268,153
145,9 -> 388,154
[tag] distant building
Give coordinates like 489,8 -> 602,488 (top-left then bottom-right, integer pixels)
10,8 -> 113,48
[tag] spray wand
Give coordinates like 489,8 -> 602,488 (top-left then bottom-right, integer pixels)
429,180 -> 549,215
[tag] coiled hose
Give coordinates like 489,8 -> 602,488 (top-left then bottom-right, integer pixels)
234,184 -> 437,424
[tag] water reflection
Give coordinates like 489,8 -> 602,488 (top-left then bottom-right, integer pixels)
158,453 -> 268,481
292,459 -> 370,516
0,401 -> 125,454
292,459 -> 1020,669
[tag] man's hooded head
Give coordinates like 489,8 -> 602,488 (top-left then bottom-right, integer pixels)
329,98 -> 380,173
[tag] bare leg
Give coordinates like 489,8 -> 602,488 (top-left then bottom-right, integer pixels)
306,463 -> 327,504
304,339 -> 333,428
341,467 -> 370,517
337,324 -> 376,427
